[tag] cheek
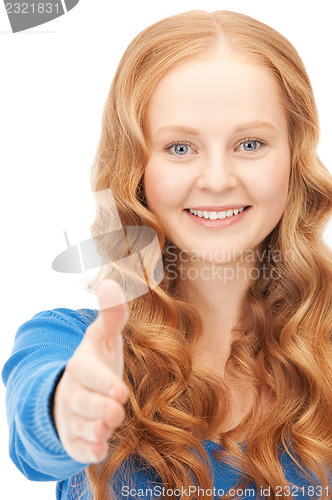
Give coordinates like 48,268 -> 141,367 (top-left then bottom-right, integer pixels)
144,162 -> 185,214
250,158 -> 290,210
143,163 -> 176,213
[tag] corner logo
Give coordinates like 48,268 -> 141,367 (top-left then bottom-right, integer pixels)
3,0 -> 80,33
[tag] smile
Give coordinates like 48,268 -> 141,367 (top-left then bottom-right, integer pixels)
186,206 -> 248,220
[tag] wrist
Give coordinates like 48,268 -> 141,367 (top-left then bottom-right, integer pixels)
48,366 -> 66,439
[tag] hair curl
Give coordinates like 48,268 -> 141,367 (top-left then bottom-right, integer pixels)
82,10 -> 332,500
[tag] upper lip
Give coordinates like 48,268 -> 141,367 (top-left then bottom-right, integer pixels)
185,204 -> 250,211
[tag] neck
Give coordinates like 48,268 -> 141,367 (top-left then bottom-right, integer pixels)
174,250 -> 259,375
177,252 -> 255,321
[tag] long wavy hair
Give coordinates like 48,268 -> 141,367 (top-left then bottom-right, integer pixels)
83,10 -> 332,500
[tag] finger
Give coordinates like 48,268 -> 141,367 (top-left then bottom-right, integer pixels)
70,388 -> 128,419
69,407 -> 125,443
85,318 -> 125,375
84,280 -> 128,358
70,416 -> 110,443
67,437 -> 109,464
95,279 -> 129,332
66,354 -> 129,403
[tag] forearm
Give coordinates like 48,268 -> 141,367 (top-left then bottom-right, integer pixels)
2,309 -> 96,481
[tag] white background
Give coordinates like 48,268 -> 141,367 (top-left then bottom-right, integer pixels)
1,1 -> 331,498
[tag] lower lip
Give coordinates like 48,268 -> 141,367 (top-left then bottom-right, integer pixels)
184,207 -> 251,227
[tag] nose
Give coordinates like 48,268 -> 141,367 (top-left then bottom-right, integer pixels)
196,151 -> 238,192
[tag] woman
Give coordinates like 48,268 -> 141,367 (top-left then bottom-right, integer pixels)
2,9 -> 332,500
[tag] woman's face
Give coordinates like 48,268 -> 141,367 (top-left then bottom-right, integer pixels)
143,51 -> 291,264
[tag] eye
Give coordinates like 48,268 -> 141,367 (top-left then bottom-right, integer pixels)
236,138 -> 266,152
164,141 -> 196,156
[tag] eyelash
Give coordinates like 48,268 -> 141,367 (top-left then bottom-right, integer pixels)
164,141 -> 196,155
164,138 -> 266,156
237,137 -> 266,152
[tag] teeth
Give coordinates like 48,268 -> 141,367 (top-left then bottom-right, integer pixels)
188,207 -> 246,220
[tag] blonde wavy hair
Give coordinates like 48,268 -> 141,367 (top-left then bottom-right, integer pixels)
83,10 -> 332,500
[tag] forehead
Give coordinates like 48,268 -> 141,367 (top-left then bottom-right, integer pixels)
144,51 -> 286,136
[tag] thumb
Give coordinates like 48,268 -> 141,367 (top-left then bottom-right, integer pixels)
89,279 -> 129,345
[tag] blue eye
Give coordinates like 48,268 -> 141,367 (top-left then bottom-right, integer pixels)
237,139 -> 265,152
165,141 -> 196,156
174,144 -> 189,155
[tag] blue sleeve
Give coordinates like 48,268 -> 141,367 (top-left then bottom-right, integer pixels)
1,307 -> 98,482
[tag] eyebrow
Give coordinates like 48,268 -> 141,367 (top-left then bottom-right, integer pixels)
154,121 -> 276,137
233,121 -> 277,133
154,125 -> 201,137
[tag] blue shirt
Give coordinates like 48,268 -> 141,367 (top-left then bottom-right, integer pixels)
1,308 -> 329,499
